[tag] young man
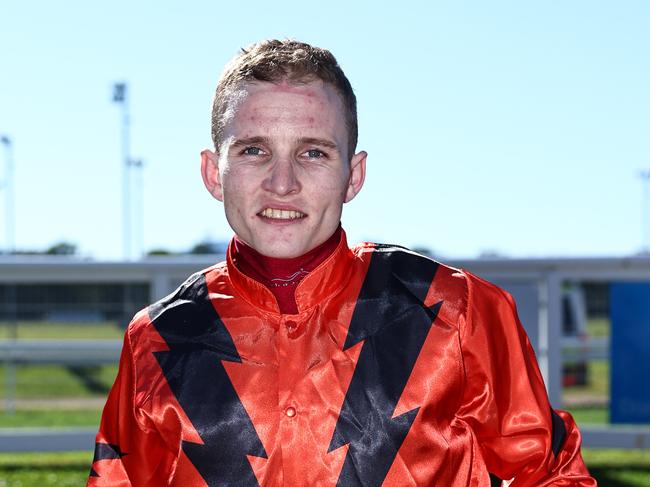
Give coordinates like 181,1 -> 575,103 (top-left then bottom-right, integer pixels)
88,40 -> 595,486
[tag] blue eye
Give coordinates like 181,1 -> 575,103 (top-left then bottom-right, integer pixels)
306,149 -> 324,158
243,147 -> 263,156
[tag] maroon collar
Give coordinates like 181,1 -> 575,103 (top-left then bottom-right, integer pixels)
230,227 -> 343,314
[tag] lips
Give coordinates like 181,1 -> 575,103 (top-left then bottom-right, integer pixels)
259,208 -> 307,220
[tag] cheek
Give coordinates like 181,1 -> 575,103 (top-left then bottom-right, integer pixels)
222,172 -> 262,220
319,172 -> 350,196
222,166 -> 254,195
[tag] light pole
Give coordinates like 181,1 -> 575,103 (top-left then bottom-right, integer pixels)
131,157 -> 144,260
112,83 -> 132,260
0,135 -> 16,414
641,170 -> 650,254
0,135 -> 14,254
112,83 -> 144,260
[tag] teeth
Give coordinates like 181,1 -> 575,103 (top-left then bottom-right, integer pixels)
260,208 -> 305,220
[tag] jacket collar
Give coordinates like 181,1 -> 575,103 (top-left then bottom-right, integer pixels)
226,230 -> 355,315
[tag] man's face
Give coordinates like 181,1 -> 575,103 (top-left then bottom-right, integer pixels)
201,80 -> 366,258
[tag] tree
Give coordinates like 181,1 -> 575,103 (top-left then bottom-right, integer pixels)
46,242 -> 77,255
189,240 -> 228,255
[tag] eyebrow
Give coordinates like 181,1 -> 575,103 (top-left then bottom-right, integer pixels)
297,137 -> 339,150
229,136 -> 272,149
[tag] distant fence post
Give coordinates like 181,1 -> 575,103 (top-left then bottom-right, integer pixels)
3,282 -> 18,414
4,349 -> 17,414
545,272 -> 563,409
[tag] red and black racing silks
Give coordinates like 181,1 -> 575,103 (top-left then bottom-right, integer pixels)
88,232 -> 596,486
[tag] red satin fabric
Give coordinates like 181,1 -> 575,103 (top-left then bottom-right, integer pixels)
88,232 -> 595,486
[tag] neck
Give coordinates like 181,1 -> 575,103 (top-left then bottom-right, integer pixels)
231,227 -> 342,314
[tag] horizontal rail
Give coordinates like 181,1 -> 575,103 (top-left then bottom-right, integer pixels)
0,427 -> 96,452
561,337 -> 609,361
0,340 -> 122,365
581,425 -> 650,449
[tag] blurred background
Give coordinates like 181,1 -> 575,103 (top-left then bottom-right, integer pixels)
1,0 -> 649,485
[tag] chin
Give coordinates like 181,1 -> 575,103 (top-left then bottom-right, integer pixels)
252,233 -> 309,259
258,238 -> 312,258
260,246 -> 304,259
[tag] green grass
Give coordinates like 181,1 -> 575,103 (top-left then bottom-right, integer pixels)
586,317 -> 610,338
0,364 -> 117,398
0,321 -> 124,340
562,318 -> 610,425
0,409 -> 102,428
563,359 -> 609,399
0,451 -> 92,467
0,469 -> 89,486
586,360 -> 609,396
568,406 -> 609,425
562,317 -> 610,405
584,449 -> 650,486
0,451 -> 92,487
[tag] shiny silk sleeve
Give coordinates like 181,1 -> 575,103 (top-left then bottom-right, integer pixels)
456,273 -> 596,486
87,320 -> 175,487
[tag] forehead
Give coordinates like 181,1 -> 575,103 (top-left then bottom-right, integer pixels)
222,80 -> 347,137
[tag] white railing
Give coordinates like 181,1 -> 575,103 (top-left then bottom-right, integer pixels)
0,339 -> 121,364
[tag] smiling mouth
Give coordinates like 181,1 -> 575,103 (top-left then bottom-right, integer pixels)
259,208 -> 307,220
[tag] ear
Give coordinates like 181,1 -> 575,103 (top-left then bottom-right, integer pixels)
200,149 -> 223,201
344,150 -> 367,203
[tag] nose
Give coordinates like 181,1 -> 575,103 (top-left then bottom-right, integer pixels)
262,157 -> 301,196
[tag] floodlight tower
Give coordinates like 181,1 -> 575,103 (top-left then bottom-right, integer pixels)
1,135 -> 16,414
131,157 -> 144,260
0,135 -> 14,254
641,170 -> 650,254
113,83 -> 131,260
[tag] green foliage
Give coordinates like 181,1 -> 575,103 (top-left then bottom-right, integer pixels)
189,240 -> 227,254
147,248 -> 174,256
45,242 -> 77,255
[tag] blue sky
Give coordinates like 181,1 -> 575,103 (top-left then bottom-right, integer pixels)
1,1 -> 648,259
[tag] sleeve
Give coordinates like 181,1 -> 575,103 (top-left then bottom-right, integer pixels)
87,324 -> 175,487
456,273 -> 596,486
